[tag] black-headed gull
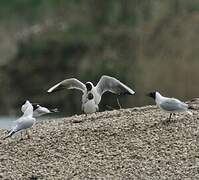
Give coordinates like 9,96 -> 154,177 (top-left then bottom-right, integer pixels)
32,104 -> 58,118
21,102 -> 58,118
147,91 -> 193,121
47,75 -> 135,114
82,93 -> 99,114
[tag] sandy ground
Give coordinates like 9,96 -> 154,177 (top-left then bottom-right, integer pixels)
0,100 -> 199,179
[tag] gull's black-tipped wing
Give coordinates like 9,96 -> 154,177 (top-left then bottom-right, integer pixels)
96,75 -> 135,96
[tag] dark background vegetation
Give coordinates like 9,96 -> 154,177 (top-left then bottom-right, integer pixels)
0,0 -> 199,116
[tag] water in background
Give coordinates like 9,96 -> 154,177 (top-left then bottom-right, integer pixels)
0,117 -> 15,130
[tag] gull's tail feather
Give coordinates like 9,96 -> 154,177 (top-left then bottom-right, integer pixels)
3,131 -> 15,140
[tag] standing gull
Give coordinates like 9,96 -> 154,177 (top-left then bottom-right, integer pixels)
147,91 -> 193,121
4,100 -> 35,139
47,75 -> 135,114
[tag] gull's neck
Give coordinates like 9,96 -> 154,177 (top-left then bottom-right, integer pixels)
155,92 -> 165,105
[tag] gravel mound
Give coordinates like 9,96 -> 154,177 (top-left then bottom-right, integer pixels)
0,103 -> 199,179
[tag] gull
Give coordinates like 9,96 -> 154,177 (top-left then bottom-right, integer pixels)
32,104 -> 58,118
47,75 -> 135,114
82,93 -> 99,115
21,103 -> 58,118
147,91 -> 193,121
4,100 -> 35,139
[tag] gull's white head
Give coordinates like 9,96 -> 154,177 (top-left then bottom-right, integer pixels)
21,100 -> 33,116
85,82 -> 94,91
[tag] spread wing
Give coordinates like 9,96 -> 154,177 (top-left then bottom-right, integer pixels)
160,98 -> 188,111
47,78 -> 86,93
96,75 -> 135,96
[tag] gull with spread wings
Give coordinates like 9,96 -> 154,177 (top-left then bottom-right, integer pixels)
47,75 -> 135,114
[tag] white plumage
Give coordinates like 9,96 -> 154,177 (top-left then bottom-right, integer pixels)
4,100 -> 35,139
147,91 -> 193,120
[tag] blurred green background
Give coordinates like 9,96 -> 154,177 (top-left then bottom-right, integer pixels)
0,0 -> 199,116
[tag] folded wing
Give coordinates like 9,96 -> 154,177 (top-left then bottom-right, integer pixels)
96,75 -> 135,96
47,78 -> 86,93
4,116 -> 35,139
160,98 -> 188,112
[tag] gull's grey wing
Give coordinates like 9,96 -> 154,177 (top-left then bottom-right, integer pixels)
4,116 -> 35,139
14,117 -> 33,131
160,98 -> 188,112
47,78 -> 86,93
96,75 -> 135,96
